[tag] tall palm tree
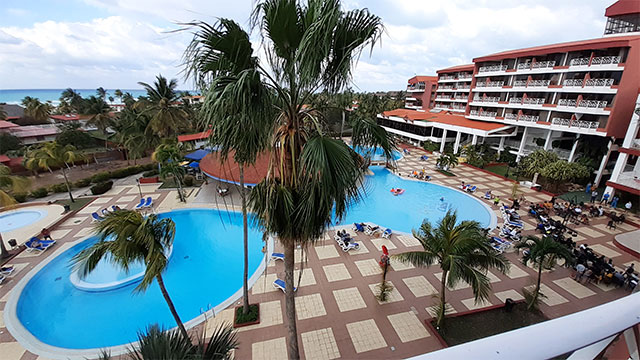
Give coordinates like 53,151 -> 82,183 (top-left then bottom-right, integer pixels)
114,89 -> 123,103
393,210 -> 509,327
71,210 -> 189,339
183,2 -> 393,357
60,88 -> 84,113
436,152 -> 459,171
113,105 -> 157,164
96,87 -> 108,100
152,143 -> 186,202
21,97 -> 52,123
515,235 -> 573,309
0,164 -> 30,258
138,75 -> 190,137
0,106 -> 6,120
24,142 -> 82,202
85,96 -> 113,147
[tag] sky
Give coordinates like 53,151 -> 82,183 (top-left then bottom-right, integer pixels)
0,0 -> 615,92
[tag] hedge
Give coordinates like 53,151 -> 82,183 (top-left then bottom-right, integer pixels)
30,187 -> 49,198
12,192 -> 28,203
75,178 -> 92,188
49,183 -> 69,193
91,181 -> 114,195
91,172 -> 112,183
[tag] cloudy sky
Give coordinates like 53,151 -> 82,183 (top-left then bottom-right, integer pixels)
0,0 -> 615,91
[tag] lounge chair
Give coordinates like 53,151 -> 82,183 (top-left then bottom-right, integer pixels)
340,241 -> 360,252
273,278 -> 296,293
1,265 -> 14,276
484,191 -> 492,200
134,198 -> 145,210
467,185 -> 477,193
101,208 -> 110,216
420,155 -> 429,161
139,197 -> 153,210
217,186 -> 229,197
0,274 -> 5,285
381,228 -> 392,239
353,223 -> 365,232
365,225 -> 382,236
91,212 -> 105,223
271,253 -> 284,261
25,237 -> 56,252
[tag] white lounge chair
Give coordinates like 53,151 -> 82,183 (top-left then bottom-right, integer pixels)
25,237 -> 56,252
381,228 -> 392,239
273,278 -> 296,293
271,253 -> 284,261
365,225 -> 382,236
1,265 -> 15,276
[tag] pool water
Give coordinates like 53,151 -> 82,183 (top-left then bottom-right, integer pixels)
340,167 -> 493,231
16,209 -> 264,349
0,210 -> 47,232
353,146 -> 403,162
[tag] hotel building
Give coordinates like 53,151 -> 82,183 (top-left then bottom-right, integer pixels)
379,0 -> 640,198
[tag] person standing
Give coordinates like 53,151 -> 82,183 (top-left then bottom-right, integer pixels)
625,201 -> 632,213
585,182 -> 592,194
611,196 -> 619,208
601,192 -> 610,205
590,190 -> 598,203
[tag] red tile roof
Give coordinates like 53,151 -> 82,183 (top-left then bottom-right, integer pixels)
50,114 -> 81,122
606,0 -> 640,17
10,126 -> 59,138
437,64 -> 475,74
0,120 -> 19,129
177,129 -> 212,142
200,151 -> 276,186
408,76 -> 437,84
475,35 -> 640,62
382,109 -> 507,131
0,155 -> 10,163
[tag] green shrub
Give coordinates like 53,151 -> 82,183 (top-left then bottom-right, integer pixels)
12,192 -> 28,203
75,178 -> 92,188
30,187 -> 48,198
141,163 -> 156,171
143,169 -> 159,178
183,174 -> 195,187
422,141 -> 439,152
49,183 -> 69,193
90,181 -> 113,195
91,171 -> 112,183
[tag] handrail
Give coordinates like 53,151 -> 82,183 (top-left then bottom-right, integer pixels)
410,292 -> 640,360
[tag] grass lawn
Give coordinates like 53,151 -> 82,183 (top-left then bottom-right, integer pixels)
436,302 -> 547,346
484,164 -> 519,181
437,169 -> 456,177
158,178 -> 204,189
54,197 -> 94,212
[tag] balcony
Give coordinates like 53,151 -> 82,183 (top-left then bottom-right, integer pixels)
585,78 -> 615,87
551,117 -> 599,129
514,79 -> 551,88
473,96 -> 500,103
452,104 -> 466,111
517,60 -> 556,70
505,113 -> 518,120
509,97 -> 523,104
520,114 -> 539,122
557,99 -> 577,107
458,74 -> 473,80
435,97 -> 452,101
475,81 -> 504,88
570,56 -> 621,66
407,85 -> 426,92
457,85 -> 471,90
569,58 -> 590,66
478,64 -> 508,73
469,110 -> 497,118
523,97 -> 545,105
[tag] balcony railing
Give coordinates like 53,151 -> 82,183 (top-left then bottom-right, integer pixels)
585,78 -> 615,87
407,85 -> 426,91
518,60 -> 556,70
435,97 -> 451,101
478,64 -> 508,73
509,97 -> 522,104
579,100 -> 608,108
523,97 -> 545,105
552,118 -> 599,129
452,104 -> 466,110
469,110 -> 497,118
439,86 -> 454,90
505,113 -> 518,120
520,114 -> 539,122
457,85 -> 471,90
529,79 -> 551,87
440,75 -> 455,81
563,79 -> 584,87
570,57 -> 589,66
591,56 -> 621,65
458,74 -> 473,80
476,81 -> 504,88
557,99 -> 577,107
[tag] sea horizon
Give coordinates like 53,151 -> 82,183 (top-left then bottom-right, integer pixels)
0,88 -> 197,105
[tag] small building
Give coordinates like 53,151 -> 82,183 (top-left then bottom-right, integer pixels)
0,104 -> 25,121
177,130 -> 212,149
0,120 -> 20,133
8,125 -> 59,145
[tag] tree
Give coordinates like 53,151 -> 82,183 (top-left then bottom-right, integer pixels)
138,75 -> 190,137
114,89 -> 123,103
0,106 -> 6,120
0,133 -> 21,154
85,96 -> 113,147
518,149 -> 558,182
393,210 -> 509,327
436,152 -> 458,171
96,87 -> 107,100
113,104 -> 157,164
122,92 -> 136,106
0,164 -> 30,258
515,235 -> 573,309
183,3 -> 391,357
21,97 -> 52,123
60,88 -> 85,113
540,160 -> 590,191
56,128 -> 96,149
71,210 -> 189,339
24,142 -> 82,202
152,143 -> 186,202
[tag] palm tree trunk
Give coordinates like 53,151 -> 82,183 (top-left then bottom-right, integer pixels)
437,270 -> 448,327
62,168 -> 75,203
0,233 -> 10,259
156,274 -> 189,340
176,174 -> 185,203
240,166 -> 250,315
536,261 -> 543,297
283,242 -> 300,360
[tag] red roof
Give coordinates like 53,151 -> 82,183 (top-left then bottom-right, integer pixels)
408,76 -> 437,84
437,64 -> 475,74
50,114 -> 81,122
177,129 -> 212,142
200,151 -> 275,186
475,35 -> 640,62
0,155 -> 10,163
382,109 -> 507,131
0,120 -> 19,129
10,126 -> 59,138
606,0 -> 640,17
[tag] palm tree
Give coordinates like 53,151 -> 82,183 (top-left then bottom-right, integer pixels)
24,142 -> 82,202
114,89 -> 123,103
515,235 -> 573,309
436,152 -> 458,171
72,210 -> 189,339
113,105 -> 157,164
183,3 -> 392,357
0,164 -> 30,258
152,143 -> 186,202
393,210 -> 509,327
138,75 -> 189,137
96,87 -> 108,100
0,105 -> 6,120
85,96 -> 113,147
60,88 -> 84,113
21,97 -> 52,123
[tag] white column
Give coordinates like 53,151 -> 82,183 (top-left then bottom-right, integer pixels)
543,129 -> 553,150
472,134 -> 478,145
516,127 -> 529,162
594,139 -> 613,188
454,131 -> 462,154
498,136 -> 505,153
440,129 -> 448,153
568,134 -> 580,162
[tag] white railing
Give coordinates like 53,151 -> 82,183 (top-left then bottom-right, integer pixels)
407,85 -> 425,91
509,97 -> 523,104
558,99 -> 577,107
478,64 -> 508,73
514,80 -> 527,87
522,98 -> 545,105
591,56 -> 621,65
570,57 -> 590,66
479,96 -> 500,103
532,60 -> 556,69
469,110 -> 497,118
520,114 -> 539,122
458,74 -> 473,80
457,85 -> 471,90
439,86 -> 454,90
435,97 -> 452,101
579,100 -> 608,109
563,79 -> 584,87
529,79 -> 551,87
476,81 -> 504,88
585,78 -> 615,87
411,292 -> 640,360
452,104 -> 466,110
552,117 -> 599,129
505,113 -> 518,120
440,75 -> 455,81
454,96 -> 468,101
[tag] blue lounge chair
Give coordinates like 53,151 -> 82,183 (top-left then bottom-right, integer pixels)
101,208 -> 110,216
382,228 -> 392,239
506,220 -> 524,228
420,155 -> 429,161
353,223 -> 365,232
141,197 -> 153,209
111,205 -> 120,211
134,198 -> 146,210
25,237 -> 56,252
1,265 -> 14,276
0,274 -> 5,285
341,241 -> 360,252
91,212 -> 104,222
273,278 -> 296,293
271,253 -> 284,261
468,185 -> 477,193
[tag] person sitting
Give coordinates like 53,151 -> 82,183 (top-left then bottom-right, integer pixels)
512,198 -> 520,210
625,263 -> 635,276
574,263 -> 586,281
613,271 -> 626,287
598,206 -> 604,217
40,228 -> 52,241
460,181 -> 466,191
493,197 -> 501,206
29,238 -> 41,249
484,190 -> 492,199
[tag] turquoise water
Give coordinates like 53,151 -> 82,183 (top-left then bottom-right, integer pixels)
0,210 -> 46,232
0,89 -> 150,104
16,209 -> 264,349
353,146 -> 402,162
339,167 -> 492,231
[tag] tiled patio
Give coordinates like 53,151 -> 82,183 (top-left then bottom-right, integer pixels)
0,147 -> 638,359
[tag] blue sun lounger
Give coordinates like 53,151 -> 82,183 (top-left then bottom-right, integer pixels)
271,253 -> 284,261
420,155 -> 429,161
1,265 -> 14,276
142,197 -> 153,209
273,278 -> 296,293
382,228 -> 392,239
134,198 -> 146,210
91,212 -> 104,222
353,223 -> 365,232
25,237 -> 56,252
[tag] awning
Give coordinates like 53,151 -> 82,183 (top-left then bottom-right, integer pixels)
184,149 -> 211,161
188,161 -> 200,169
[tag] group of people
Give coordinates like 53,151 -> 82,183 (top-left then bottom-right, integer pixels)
459,181 -> 476,193
574,245 -> 637,290
586,183 -> 632,212
408,168 -> 431,181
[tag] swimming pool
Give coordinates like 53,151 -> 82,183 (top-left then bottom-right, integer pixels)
12,208 -> 265,350
340,167 -> 495,231
353,146 -> 403,162
0,210 -> 47,232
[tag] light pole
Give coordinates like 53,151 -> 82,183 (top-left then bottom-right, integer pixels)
136,178 -> 143,199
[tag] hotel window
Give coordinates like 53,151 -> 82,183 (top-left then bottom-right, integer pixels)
605,14 -> 640,34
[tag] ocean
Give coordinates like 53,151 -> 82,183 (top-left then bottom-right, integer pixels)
0,89 -> 194,105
